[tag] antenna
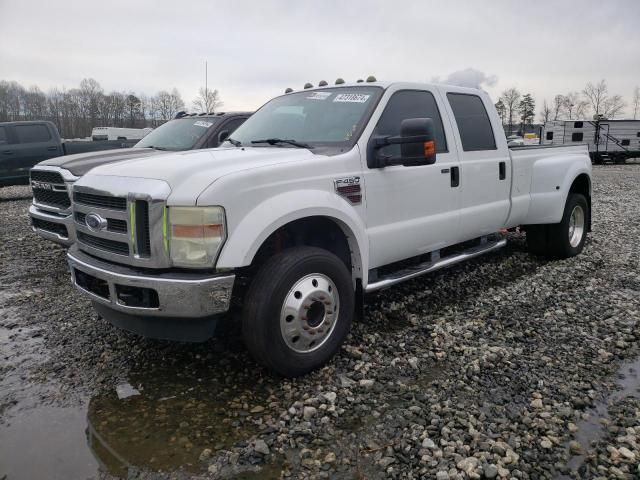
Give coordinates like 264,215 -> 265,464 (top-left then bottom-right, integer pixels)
205,60 -> 208,112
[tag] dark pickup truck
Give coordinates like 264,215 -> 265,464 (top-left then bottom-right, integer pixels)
29,111 -> 251,246
0,121 -> 139,187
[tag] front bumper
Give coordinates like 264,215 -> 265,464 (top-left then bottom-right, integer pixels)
67,245 -> 235,320
29,204 -> 75,246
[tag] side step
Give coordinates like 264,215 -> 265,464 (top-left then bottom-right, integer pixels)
365,238 -> 507,293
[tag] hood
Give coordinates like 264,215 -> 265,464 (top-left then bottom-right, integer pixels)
84,147 -> 318,205
38,147 -> 163,176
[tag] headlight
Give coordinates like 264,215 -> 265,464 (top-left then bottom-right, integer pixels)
168,206 -> 226,267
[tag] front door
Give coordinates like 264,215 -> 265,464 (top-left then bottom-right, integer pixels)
363,88 -> 461,269
10,123 -> 58,179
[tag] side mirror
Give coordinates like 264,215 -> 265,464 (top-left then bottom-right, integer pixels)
218,130 -> 230,145
368,118 -> 437,168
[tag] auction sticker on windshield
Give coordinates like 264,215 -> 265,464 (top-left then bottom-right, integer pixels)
194,121 -> 213,128
333,93 -> 370,103
307,92 -> 332,100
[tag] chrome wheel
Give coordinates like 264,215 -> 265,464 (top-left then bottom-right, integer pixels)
280,273 -> 339,353
568,205 -> 585,248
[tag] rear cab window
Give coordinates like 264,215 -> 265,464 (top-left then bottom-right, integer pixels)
447,93 -> 496,151
15,124 -> 51,143
0,126 -> 8,145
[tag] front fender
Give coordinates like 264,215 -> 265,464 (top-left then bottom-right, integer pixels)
524,154 -> 591,225
216,189 -> 368,282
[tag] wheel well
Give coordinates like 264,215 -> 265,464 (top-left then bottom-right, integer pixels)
250,216 -> 355,273
570,173 -> 591,230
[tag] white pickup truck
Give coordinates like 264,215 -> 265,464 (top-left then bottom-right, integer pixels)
67,81 -> 592,377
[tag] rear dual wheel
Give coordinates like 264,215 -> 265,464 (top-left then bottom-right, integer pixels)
527,193 -> 588,258
242,247 -> 354,377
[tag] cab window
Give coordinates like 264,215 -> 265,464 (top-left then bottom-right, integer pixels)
372,90 -> 448,159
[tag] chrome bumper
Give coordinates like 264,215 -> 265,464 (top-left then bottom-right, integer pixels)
29,204 -> 75,246
67,246 -> 235,318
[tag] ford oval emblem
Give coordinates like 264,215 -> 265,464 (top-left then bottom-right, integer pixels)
85,213 -> 107,232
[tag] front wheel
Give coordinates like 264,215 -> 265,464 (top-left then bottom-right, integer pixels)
242,247 -> 354,377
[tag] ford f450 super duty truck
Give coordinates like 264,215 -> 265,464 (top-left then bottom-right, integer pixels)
66,81 -> 592,377
28,112 -> 250,245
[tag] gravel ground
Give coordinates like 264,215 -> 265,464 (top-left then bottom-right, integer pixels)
1,165 -> 639,479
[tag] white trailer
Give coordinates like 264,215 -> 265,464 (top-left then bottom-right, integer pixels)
541,119 -> 640,163
91,127 -> 153,141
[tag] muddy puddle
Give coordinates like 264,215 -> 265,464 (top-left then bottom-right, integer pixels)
559,356 -> 640,478
0,362 -> 281,479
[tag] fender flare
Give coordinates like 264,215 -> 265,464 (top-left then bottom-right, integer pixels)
216,190 -> 369,282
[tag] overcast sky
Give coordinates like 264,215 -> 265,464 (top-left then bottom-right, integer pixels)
1,0 -> 639,114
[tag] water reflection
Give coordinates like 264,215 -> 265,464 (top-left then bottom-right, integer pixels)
85,366 -> 274,477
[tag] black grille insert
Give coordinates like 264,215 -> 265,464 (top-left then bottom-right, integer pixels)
74,192 -> 127,210
31,218 -> 68,237
74,269 -> 110,299
32,189 -> 71,209
116,285 -> 159,308
30,170 -> 64,184
135,200 -> 151,256
108,218 -> 128,233
78,232 -> 129,256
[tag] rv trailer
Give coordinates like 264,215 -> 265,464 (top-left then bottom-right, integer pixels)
541,119 -> 640,164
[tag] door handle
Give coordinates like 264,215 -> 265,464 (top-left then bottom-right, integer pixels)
499,161 -> 506,180
2,150 -> 13,155
47,146 -> 58,151
450,166 -> 460,187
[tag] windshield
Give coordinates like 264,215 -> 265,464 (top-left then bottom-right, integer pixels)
135,117 -> 219,151
228,87 -> 383,152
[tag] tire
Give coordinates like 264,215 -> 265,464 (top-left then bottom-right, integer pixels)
526,193 -> 588,259
242,246 -> 354,377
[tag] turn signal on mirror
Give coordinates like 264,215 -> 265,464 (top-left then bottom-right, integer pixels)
423,140 -> 435,157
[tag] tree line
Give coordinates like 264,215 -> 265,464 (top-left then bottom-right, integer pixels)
0,78 -> 222,139
495,79 -> 639,136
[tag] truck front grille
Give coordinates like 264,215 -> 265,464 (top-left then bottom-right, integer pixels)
77,232 -> 129,256
74,192 -> 127,210
31,170 -> 64,184
72,178 -> 169,267
32,189 -> 71,209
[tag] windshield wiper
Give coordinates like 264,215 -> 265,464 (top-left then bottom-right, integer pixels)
226,137 -> 242,147
251,138 -> 312,149
146,145 -> 168,151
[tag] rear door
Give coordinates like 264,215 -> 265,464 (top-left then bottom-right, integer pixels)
10,123 -> 61,178
442,91 -> 511,240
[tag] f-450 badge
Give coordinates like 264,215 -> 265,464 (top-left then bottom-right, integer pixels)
334,176 -> 362,205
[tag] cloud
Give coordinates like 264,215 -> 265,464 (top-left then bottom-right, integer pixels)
432,68 -> 498,90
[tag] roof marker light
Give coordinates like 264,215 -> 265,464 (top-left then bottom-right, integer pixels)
304,83 -> 313,89
285,88 -> 293,93
356,79 -> 364,83
366,75 -> 377,82
335,78 -> 345,85
318,80 -> 328,87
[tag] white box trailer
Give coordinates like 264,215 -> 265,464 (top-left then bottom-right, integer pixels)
91,127 -> 153,141
541,119 -> 640,163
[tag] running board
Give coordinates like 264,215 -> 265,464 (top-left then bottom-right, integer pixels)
365,238 -> 507,293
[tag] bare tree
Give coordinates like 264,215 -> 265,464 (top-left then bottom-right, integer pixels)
582,80 -> 614,118
155,88 -> 185,121
552,95 -> 565,120
631,86 -> 639,119
192,87 -> 222,113
494,100 -> 506,125
540,100 -> 552,123
602,94 -> 626,119
499,88 -> 520,135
